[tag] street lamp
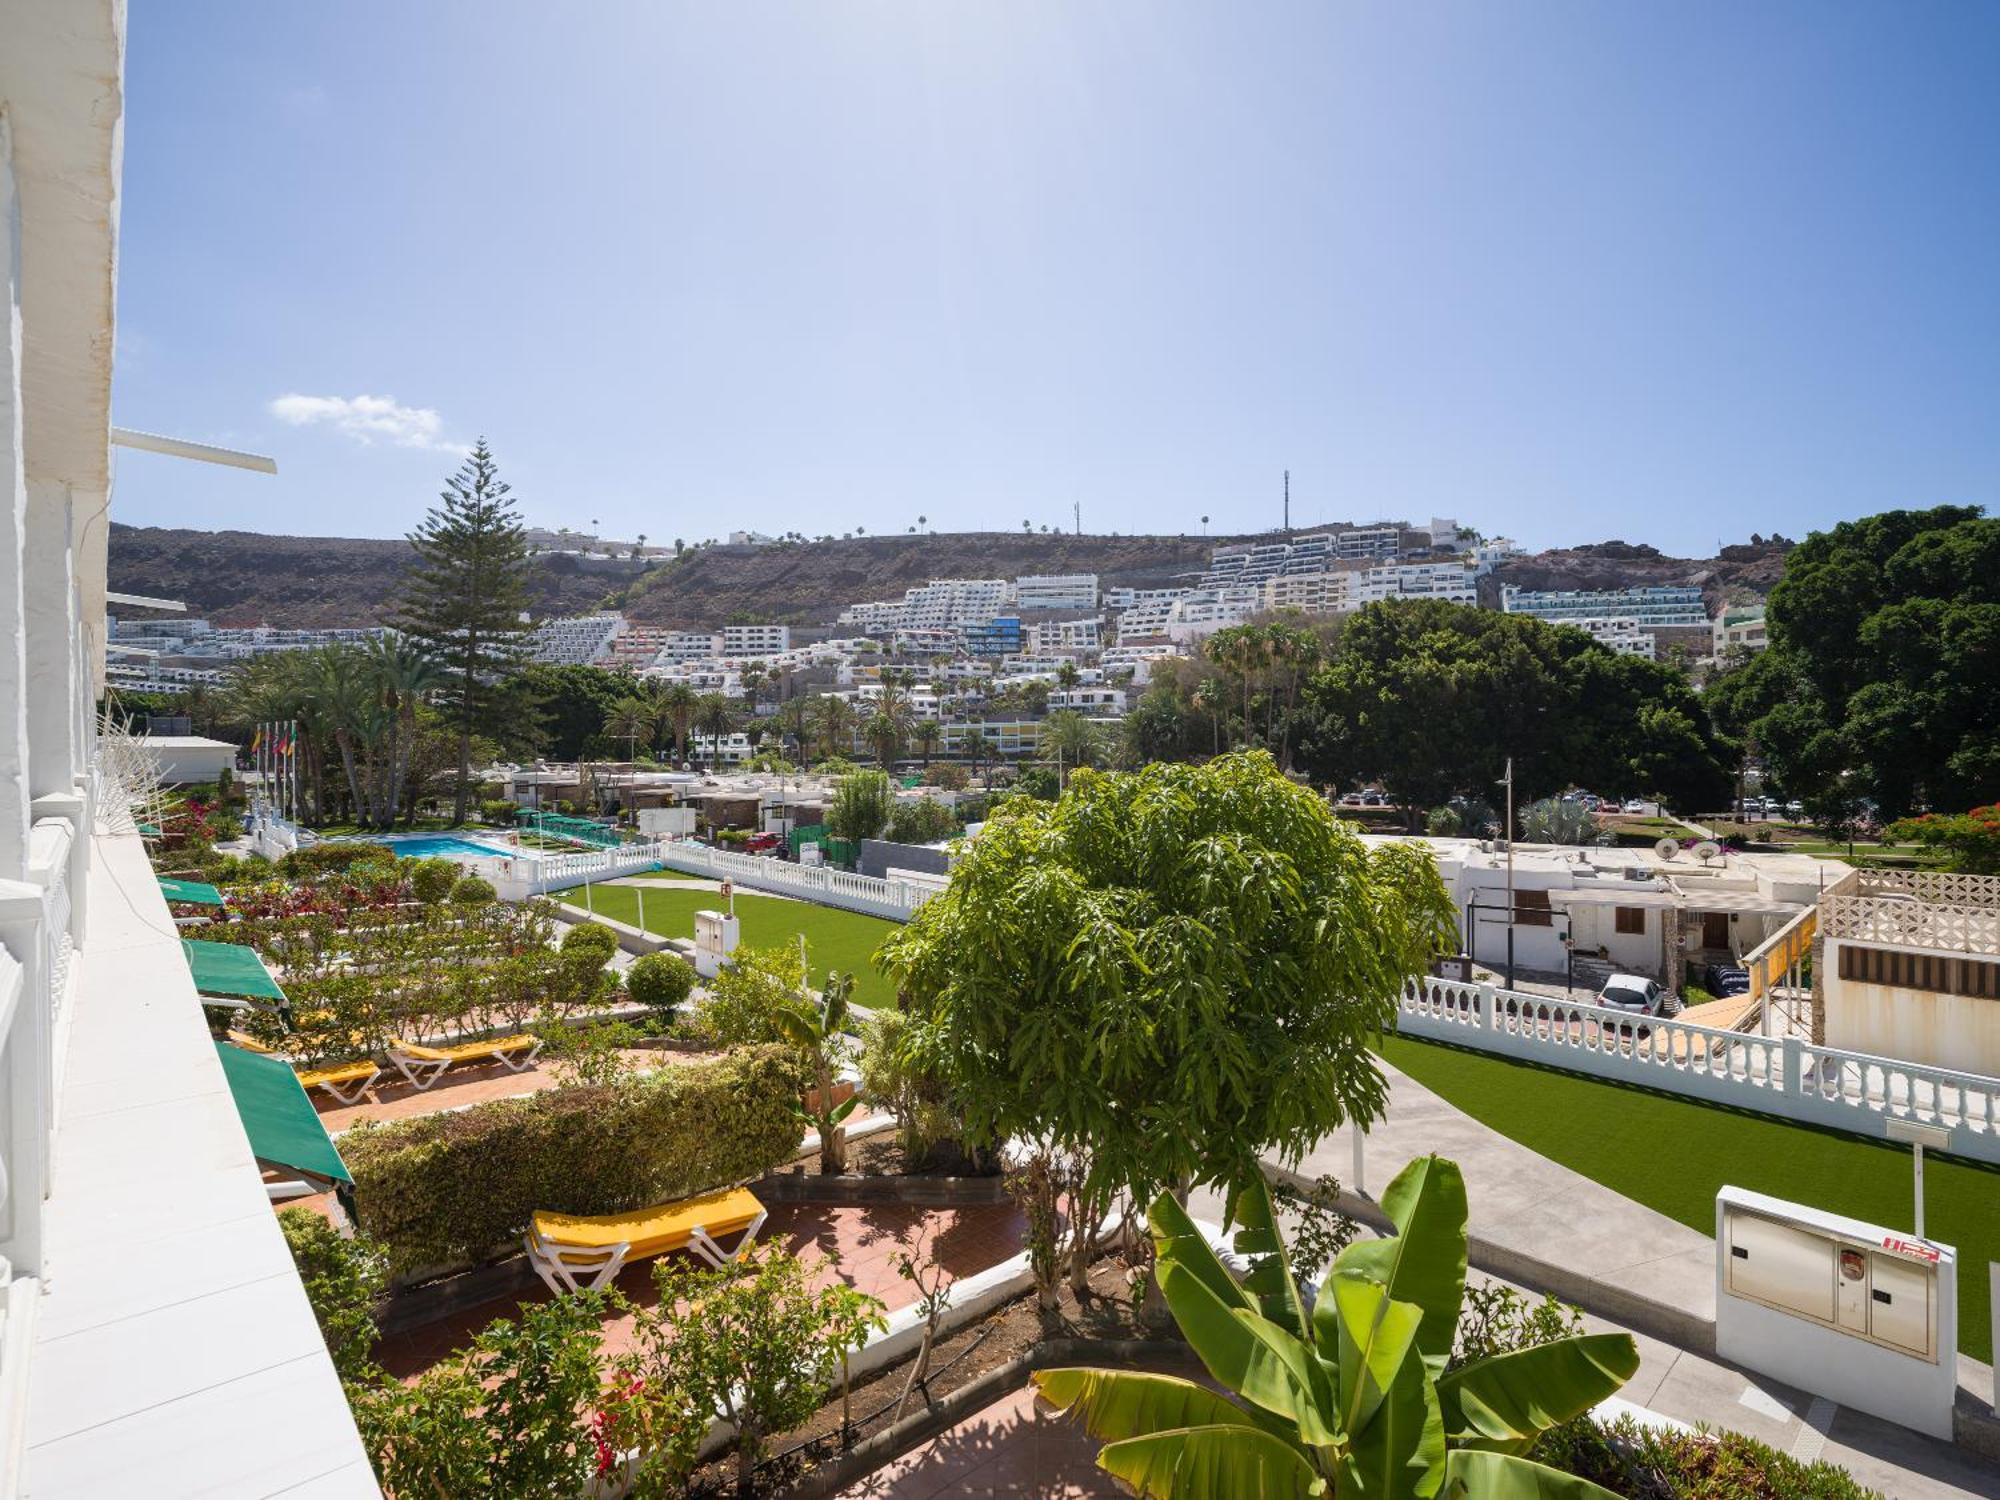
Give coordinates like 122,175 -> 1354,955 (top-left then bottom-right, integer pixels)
1498,756 -> 1516,989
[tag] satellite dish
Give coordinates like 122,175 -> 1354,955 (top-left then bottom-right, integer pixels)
1654,837 -> 1681,861
1693,840 -> 1722,864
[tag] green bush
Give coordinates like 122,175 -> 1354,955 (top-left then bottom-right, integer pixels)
479,798 -> 519,826
628,951 -> 696,1020
560,919 -> 620,964
280,841 -> 396,879
406,857 -> 459,905
448,873 -> 496,906
279,1207 -> 387,1381
697,943 -> 804,1048
887,797 -> 957,845
342,1046 -> 809,1274
1537,1414 -> 1883,1498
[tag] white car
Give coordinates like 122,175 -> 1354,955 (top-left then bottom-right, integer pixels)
1623,799 -> 1648,814
1595,974 -> 1679,1018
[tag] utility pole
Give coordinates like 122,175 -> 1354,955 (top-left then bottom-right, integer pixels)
1504,760 -> 1516,990
1073,500 -> 1081,535
1283,470 -> 1291,537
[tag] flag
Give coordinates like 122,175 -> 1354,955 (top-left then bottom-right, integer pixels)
250,726 -> 264,755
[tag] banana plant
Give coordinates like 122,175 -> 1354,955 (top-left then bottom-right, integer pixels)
1034,1155 -> 1638,1497
772,964 -> 860,1173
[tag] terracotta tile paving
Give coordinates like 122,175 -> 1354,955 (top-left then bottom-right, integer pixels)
837,1385 -> 1120,1498
374,1200 -> 1024,1381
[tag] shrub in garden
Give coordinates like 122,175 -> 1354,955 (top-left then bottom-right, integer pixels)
857,1008 -> 959,1166
697,942 -> 806,1047
626,951 -> 695,1022
560,919 -> 620,964
406,856 -> 459,904
279,1207 -> 387,1381
887,796 -> 957,845
448,873 -> 496,906
342,1046 -> 809,1274
280,841 -> 397,879
538,1019 -> 644,1090
613,1244 -> 886,1490
479,798 -> 519,826
1536,1414 -> 1885,1498
349,1291 -> 612,1497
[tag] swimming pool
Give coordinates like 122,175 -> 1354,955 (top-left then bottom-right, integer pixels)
366,834 -> 530,862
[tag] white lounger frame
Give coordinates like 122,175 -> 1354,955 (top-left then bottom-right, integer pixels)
303,1063 -> 382,1105
523,1204 -> 769,1294
387,1036 -> 543,1090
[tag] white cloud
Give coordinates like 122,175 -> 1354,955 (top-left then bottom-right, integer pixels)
268,393 -> 468,454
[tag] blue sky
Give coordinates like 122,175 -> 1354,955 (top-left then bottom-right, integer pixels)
113,3 -> 2000,555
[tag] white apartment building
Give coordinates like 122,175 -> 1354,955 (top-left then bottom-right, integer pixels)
1100,643 -> 1186,682
719,623 -> 791,656
2,14 -> 373,1492
1500,583 -> 1708,628
1562,616 -> 1657,657
528,612 -> 624,666
653,630 -> 727,664
1712,606 -> 1769,658
1102,586 -> 1187,615
1353,559 -> 1481,605
1263,571 -> 1357,615
889,627 -> 961,657
1013,573 -> 1099,613
1026,617 -> 1104,653
1050,686 -> 1127,717
838,578 -> 1011,633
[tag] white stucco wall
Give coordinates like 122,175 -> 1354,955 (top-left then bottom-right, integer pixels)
1823,938 -> 2000,1077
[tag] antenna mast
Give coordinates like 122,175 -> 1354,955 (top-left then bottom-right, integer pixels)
1283,470 -> 1291,536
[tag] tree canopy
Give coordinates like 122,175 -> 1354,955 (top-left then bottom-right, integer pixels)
1296,600 -> 1731,819
877,752 -> 1457,1213
1710,506 -> 2000,820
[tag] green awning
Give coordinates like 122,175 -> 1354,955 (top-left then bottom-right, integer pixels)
158,876 -> 226,907
138,822 -> 162,837
213,1042 -> 350,1185
182,938 -> 287,1004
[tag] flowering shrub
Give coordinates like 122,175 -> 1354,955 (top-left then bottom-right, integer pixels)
1886,805 -> 2000,875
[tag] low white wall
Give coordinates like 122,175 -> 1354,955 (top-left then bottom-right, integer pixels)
653,840 -> 929,922
1397,975 -> 2000,1165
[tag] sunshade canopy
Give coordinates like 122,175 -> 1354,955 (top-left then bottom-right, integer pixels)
212,1042 -> 350,1185
137,822 -> 162,837
158,876 -> 226,907
181,938 -> 287,1004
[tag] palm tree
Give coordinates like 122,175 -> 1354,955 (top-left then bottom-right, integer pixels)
693,693 -> 735,766
775,695 -> 812,755
605,698 -> 651,761
917,513 -> 928,532
1039,710 -> 1102,790
865,710 -> 905,770
912,718 -> 942,766
740,663 -> 766,716
653,681 -> 697,765
814,694 -> 856,762
1055,660 -> 1081,691
363,634 -> 445,825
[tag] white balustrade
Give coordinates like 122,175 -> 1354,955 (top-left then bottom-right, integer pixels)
1396,974 -> 2000,1165
651,839 -> 930,920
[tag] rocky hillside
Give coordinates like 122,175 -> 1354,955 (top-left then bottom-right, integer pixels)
107,522 -> 1790,630
106,524 -> 646,627
1489,537 -> 1792,609
611,531 -> 1219,628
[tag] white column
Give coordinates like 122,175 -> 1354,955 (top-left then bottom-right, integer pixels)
0,121 -> 30,884
22,476 -> 77,800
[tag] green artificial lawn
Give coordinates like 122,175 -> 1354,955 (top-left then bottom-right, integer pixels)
563,880 -> 902,1008
1379,1035 -> 2000,1363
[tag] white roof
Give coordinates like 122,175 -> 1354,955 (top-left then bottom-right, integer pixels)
137,735 -> 237,750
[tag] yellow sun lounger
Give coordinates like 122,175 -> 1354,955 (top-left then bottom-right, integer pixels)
524,1187 -> 768,1294
386,1032 -> 543,1089
294,1059 -> 384,1105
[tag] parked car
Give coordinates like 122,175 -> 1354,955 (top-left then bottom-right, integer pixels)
1623,799 -> 1648,814
744,830 -> 783,854
1595,973 -> 1679,1018
1705,962 -> 1751,998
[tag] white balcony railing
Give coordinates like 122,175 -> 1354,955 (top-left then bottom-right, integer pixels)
1397,974 -> 2000,1164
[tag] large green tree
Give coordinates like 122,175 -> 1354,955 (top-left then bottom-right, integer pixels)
1712,506 -> 2000,820
393,440 -> 534,822
877,752 -> 1456,1227
1296,601 -> 1731,822
515,664 -> 628,762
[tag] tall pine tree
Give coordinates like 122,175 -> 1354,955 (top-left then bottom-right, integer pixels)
393,439 -> 532,823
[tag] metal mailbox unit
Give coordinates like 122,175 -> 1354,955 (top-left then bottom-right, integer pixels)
691,907 -> 741,978
1715,1187 -> 1956,1438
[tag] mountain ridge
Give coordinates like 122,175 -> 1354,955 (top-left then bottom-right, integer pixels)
106,522 -> 1790,631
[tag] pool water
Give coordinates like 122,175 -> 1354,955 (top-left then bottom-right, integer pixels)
373,834 -> 524,861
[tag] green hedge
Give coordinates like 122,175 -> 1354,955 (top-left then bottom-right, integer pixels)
342,1046 -> 808,1276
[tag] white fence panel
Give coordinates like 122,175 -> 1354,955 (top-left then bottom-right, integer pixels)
1396,976 -> 2000,1165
